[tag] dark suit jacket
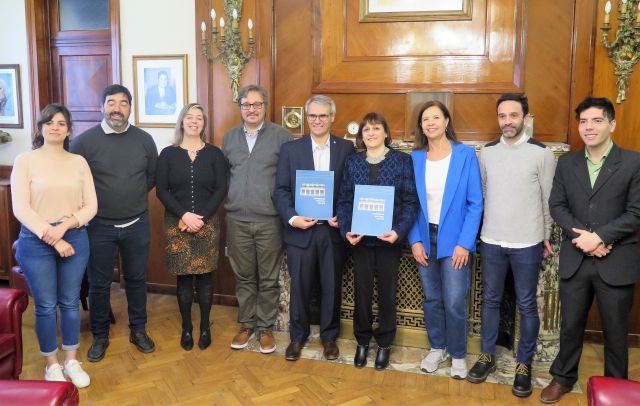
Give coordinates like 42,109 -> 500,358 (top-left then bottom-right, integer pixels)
549,143 -> 640,285
273,134 -> 355,249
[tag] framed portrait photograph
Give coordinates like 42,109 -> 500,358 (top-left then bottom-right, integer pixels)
0,64 -> 23,128
359,0 -> 472,22
133,54 -> 187,127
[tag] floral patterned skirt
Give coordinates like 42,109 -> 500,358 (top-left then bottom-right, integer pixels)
164,213 -> 220,276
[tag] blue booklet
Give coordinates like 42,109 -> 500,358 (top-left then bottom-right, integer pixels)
295,170 -> 334,220
351,185 -> 395,237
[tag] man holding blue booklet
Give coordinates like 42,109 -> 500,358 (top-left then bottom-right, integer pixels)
273,95 -> 354,362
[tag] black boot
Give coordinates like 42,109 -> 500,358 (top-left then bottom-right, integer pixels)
467,353 -> 496,383
354,345 -> 369,369
180,330 -> 194,351
512,363 -> 532,397
374,346 -> 390,370
198,328 -> 212,350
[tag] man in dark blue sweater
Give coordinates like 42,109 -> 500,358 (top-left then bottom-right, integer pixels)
71,84 -> 158,362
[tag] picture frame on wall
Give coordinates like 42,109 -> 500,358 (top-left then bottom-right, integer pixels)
359,0 -> 473,22
0,64 -> 23,129
133,54 -> 187,128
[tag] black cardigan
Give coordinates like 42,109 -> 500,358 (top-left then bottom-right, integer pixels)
156,144 -> 228,220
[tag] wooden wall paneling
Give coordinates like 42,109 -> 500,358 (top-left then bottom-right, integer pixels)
593,0 -> 640,152
313,0 -> 524,94
567,0 -> 597,150
146,192 -> 175,294
273,0 -> 314,128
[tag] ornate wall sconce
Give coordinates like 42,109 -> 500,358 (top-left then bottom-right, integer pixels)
601,0 -> 640,103
200,1 -> 255,102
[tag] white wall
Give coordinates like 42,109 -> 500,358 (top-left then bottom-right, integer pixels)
0,0 -> 198,165
0,0 -> 32,166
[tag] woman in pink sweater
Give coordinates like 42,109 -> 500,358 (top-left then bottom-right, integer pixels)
11,104 -> 97,387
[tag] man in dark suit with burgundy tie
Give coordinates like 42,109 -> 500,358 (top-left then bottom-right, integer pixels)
273,95 -> 354,361
541,97 -> 640,403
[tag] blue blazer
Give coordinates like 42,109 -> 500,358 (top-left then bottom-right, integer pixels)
408,142 -> 483,259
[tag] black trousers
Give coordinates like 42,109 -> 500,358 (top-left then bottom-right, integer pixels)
352,244 -> 402,347
287,224 -> 346,343
550,257 -> 635,387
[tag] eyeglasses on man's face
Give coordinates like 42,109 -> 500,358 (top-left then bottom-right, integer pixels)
307,114 -> 330,122
240,102 -> 265,111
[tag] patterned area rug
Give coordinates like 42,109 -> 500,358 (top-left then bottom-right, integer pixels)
245,327 -> 581,393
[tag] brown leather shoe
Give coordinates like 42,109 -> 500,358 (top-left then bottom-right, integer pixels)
258,330 -> 276,354
322,341 -> 339,360
540,379 -> 571,403
230,328 -> 254,349
285,341 -> 303,361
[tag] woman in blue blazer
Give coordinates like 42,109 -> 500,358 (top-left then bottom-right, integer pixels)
408,100 -> 483,379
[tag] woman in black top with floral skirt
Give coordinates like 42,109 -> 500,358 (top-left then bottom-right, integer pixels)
156,103 -> 227,350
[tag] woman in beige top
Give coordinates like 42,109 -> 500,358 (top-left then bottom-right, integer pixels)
11,103 -> 97,388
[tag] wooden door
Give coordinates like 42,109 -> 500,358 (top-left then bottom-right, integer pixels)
26,0 -> 120,137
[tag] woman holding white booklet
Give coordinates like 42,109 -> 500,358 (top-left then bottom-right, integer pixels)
337,112 -> 418,371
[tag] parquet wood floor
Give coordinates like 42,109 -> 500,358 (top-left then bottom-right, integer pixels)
16,285 -> 640,405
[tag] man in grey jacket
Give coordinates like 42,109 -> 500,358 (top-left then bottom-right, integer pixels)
222,84 -> 292,354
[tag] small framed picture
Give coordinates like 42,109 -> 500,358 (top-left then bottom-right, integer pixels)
0,64 -> 23,128
132,55 -> 188,128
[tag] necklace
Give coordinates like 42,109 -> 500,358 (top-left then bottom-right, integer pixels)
182,142 -> 205,161
366,147 -> 389,164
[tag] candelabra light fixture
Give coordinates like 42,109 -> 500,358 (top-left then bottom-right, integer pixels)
601,0 -> 640,103
201,1 -> 255,102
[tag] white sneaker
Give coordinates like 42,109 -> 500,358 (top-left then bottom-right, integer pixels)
420,348 -> 449,373
64,359 -> 91,388
450,357 -> 468,379
44,363 -> 66,382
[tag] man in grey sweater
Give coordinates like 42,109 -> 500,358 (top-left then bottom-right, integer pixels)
71,84 -> 158,362
467,93 -> 556,397
222,85 -> 292,354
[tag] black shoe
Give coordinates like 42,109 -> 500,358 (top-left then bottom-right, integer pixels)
512,363 -> 533,397
354,345 -> 369,369
87,337 -> 109,362
129,330 -> 156,353
180,330 -> 194,351
198,329 -> 211,350
467,353 -> 496,383
374,346 -> 390,370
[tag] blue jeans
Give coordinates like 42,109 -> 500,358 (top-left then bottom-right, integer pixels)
418,224 -> 470,358
87,214 -> 150,338
480,241 -> 543,364
15,225 -> 89,356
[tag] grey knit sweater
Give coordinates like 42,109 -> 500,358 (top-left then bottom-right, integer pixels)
479,137 -> 556,244
222,121 -> 292,222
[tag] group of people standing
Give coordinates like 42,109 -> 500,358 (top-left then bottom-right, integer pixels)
10,81 -> 640,405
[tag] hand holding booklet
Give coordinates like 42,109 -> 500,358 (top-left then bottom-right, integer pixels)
351,184 -> 394,237
295,170 -> 334,220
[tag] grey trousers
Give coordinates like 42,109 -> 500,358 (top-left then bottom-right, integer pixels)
226,216 -> 283,331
